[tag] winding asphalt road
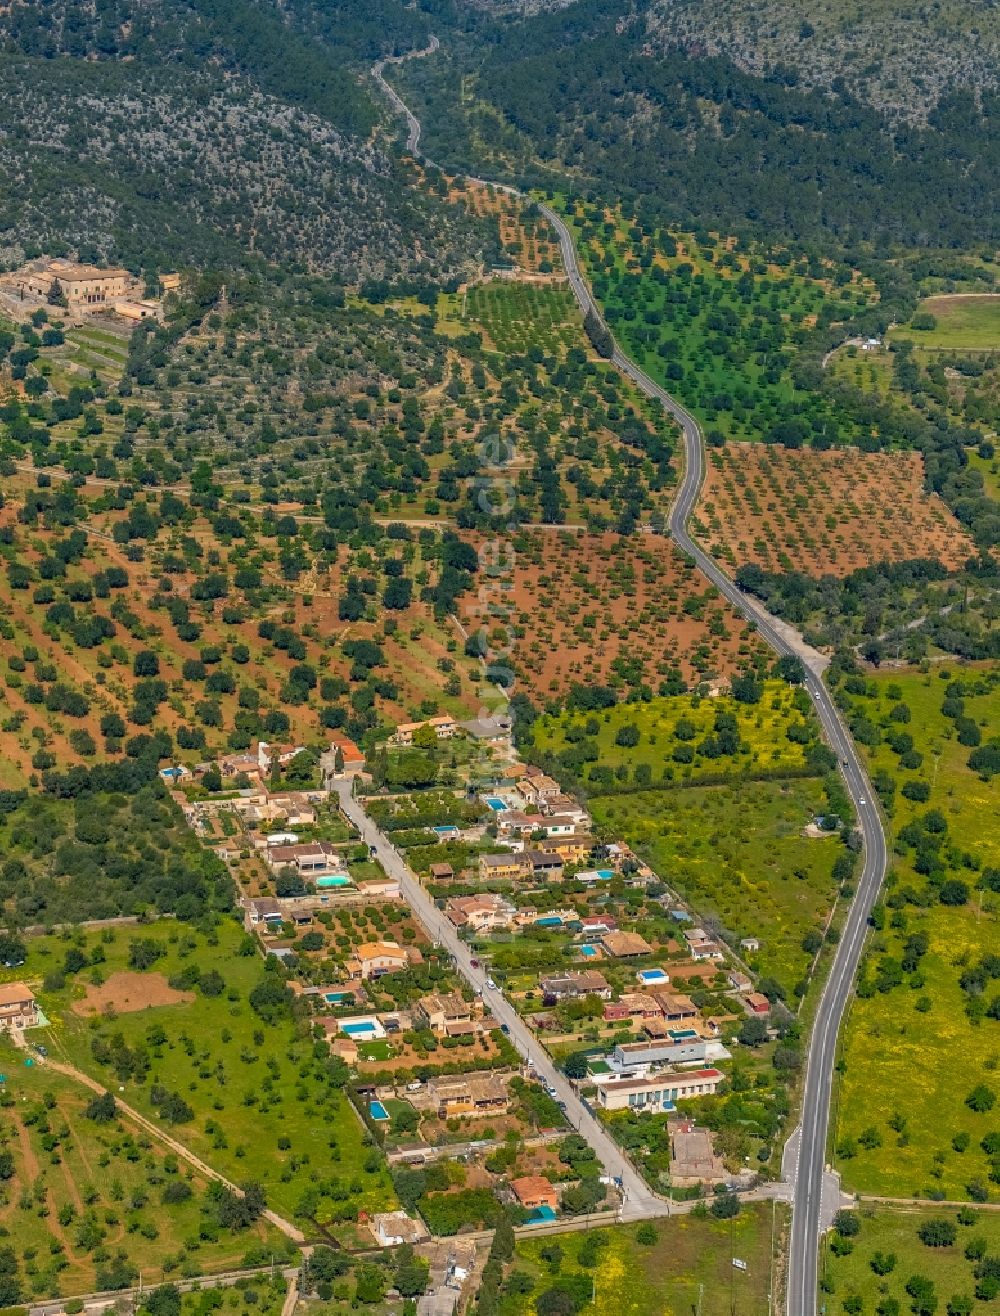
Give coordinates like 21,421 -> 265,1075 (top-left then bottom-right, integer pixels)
372,49 -> 890,1313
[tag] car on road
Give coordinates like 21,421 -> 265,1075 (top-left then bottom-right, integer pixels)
859,798 -> 867,805
470,958 -> 480,968
500,1024 -> 510,1035
485,976 -> 497,990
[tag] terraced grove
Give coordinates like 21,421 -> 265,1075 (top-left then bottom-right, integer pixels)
694,442 -> 975,575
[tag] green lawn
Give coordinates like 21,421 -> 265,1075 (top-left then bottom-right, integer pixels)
897,294 -> 1000,350
592,779 -> 842,994
498,1206 -> 780,1316
823,1205 -> 1000,1313
834,666 -> 1000,1196
6,919 -> 395,1227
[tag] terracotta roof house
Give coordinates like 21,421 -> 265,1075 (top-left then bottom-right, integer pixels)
347,941 -> 410,981
430,862 -> 455,881
540,970 -> 612,1001
0,983 -> 37,1031
511,1176 -> 559,1211
480,852 -> 533,881
415,992 -> 474,1037
745,993 -> 771,1016
599,930 -> 654,958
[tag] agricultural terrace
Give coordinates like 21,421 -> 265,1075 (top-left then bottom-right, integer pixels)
450,179 -> 561,273
0,469 -> 488,783
466,529 -> 768,705
494,1207 -> 780,1316
592,780 -> 847,997
1,270 -> 673,536
823,1205 -> 1000,1315
694,443 -> 975,576
463,283 -> 580,356
6,918 -> 396,1231
833,665 -> 1000,1197
896,294 -> 1000,350
435,278 -> 676,527
531,680 -> 826,793
0,1053 -> 288,1300
558,199 -> 878,444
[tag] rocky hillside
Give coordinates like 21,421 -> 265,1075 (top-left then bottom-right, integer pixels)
645,0 -> 999,123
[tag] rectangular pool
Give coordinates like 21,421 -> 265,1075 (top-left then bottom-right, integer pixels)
638,969 -> 668,984
527,1205 -> 557,1223
485,797 -> 508,812
324,991 -> 352,1004
316,874 -> 352,889
579,945 -> 598,958
369,1100 -> 390,1121
342,1022 -> 378,1037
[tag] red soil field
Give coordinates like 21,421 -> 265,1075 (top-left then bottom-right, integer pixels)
461,528 -> 766,706
694,442 -> 976,577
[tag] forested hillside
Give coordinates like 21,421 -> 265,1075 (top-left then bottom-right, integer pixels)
402,0 -> 1000,252
0,0 -> 490,280
645,0 -> 1000,124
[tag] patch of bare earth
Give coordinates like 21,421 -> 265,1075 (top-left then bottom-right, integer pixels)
72,971 -> 194,1016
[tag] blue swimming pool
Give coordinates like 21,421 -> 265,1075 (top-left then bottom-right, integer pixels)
485,797 -> 507,812
316,874 -> 352,889
433,824 -> 459,834
324,991 -> 352,1004
527,1205 -> 557,1223
638,969 -> 668,984
579,945 -> 597,958
536,916 -> 562,927
369,1100 -> 389,1121
342,1022 -> 378,1037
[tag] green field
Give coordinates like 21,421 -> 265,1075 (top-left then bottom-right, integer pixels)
558,200 -> 874,443
6,919 -> 395,1228
464,281 -> 582,355
592,779 -> 843,995
823,1205 -> 1000,1313
497,1207 -> 779,1316
898,294 -> 1000,349
532,681 -> 820,792
0,1047 -> 288,1300
834,665 -> 1000,1196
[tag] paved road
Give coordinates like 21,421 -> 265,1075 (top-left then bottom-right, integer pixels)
372,53 -> 891,1313
540,200 -> 889,1316
334,782 -> 662,1219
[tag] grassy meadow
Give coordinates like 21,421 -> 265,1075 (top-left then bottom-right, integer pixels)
898,294 -> 1000,350
4,918 -> 395,1227
0,1045 -> 287,1299
592,779 -> 841,994
834,665 -> 1000,1196
533,681 -> 819,788
498,1206 -> 780,1316
823,1205 -> 1000,1313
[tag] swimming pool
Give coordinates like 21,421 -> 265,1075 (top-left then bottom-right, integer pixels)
316,874 -> 352,889
484,797 -> 508,812
433,824 -> 459,835
342,1021 -> 378,1037
579,945 -> 598,958
324,991 -> 352,1004
369,1100 -> 390,1121
527,1205 -> 557,1223
536,916 -> 563,927
637,968 -> 668,984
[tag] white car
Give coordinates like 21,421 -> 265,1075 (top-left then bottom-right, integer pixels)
485,977 -> 497,990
